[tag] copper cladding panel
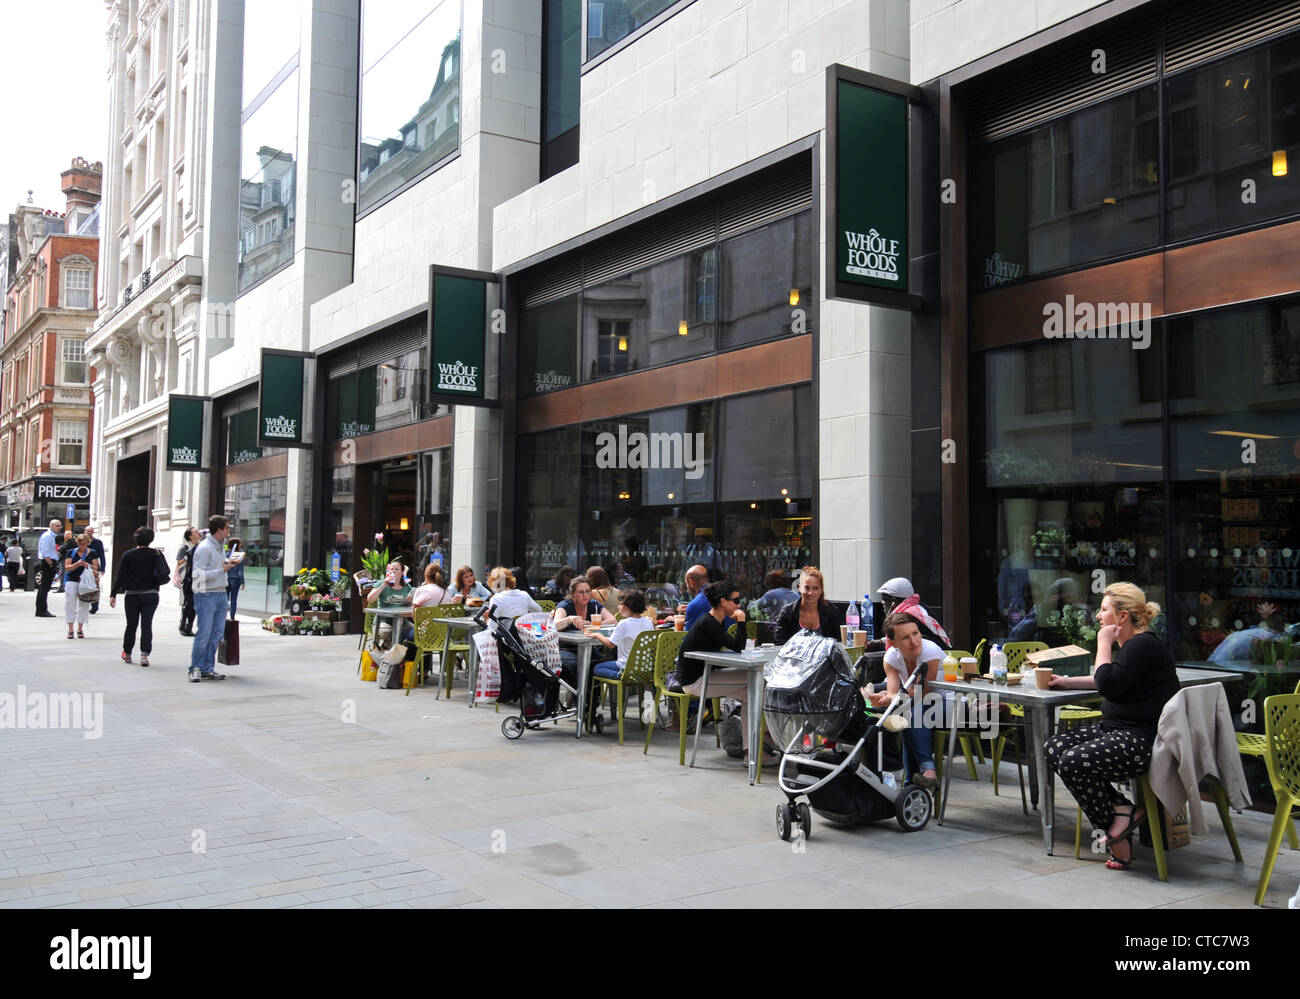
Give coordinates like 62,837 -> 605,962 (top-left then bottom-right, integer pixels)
517,336 -> 813,433
218,453 -> 288,488
326,415 -> 454,467
1165,219 -> 1300,314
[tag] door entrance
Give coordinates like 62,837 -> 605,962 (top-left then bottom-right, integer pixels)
113,451 -> 153,568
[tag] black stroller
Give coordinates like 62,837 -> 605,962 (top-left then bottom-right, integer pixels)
763,630 -> 932,842
474,606 -> 600,739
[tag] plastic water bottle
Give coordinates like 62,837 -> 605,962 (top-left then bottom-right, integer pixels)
990,644 -> 1008,686
861,596 -> 874,642
845,600 -> 860,637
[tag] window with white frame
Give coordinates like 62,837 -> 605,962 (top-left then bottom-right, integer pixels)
65,265 -> 92,309
56,421 -> 86,468
61,339 -> 87,385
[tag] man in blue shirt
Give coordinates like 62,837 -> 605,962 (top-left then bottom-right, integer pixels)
35,519 -> 62,617
681,564 -> 711,629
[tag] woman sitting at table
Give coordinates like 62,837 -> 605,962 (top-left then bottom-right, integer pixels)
550,574 -> 616,697
676,581 -> 775,766
486,566 -> 542,626
448,565 -> 491,604
1044,582 -> 1178,872
863,611 -> 943,788
773,566 -> 842,645
366,559 -> 414,647
411,564 -> 450,607
586,565 -> 619,608
593,589 -> 655,679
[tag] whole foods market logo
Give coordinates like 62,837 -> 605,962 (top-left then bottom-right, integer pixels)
984,253 -> 1025,289
171,445 -> 198,465
534,369 -> 571,393
339,421 -> 373,438
843,228 -> 900,282
231,449 -> 260,465
263,415 -> 298,439
540,541 -> 564,568
437,360 -> 479,392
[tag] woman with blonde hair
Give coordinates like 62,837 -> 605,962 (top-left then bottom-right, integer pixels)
63,534 -> 101,639
486,566 -> 542,625
773,566 -> 842,644
1043,582 -> 1177,871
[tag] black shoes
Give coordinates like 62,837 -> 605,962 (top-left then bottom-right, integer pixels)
37,612 -> 56,618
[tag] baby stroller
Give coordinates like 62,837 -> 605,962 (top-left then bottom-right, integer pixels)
763,630 -> 932,842
478,606 -> 592,739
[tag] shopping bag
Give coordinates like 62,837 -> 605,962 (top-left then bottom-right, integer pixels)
359,651 -> 379,682
472,630 -> 500,704
218,619 -> 240,665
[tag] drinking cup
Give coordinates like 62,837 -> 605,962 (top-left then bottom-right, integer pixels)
1035,666 -> 1053,690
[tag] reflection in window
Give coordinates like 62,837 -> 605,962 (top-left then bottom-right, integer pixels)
358,0 -> 461,213
226,408 -> 262,465
237,65 -> 297,294
542,0 -> 581,179
222,477 -> 287,616
586,0 -> 678,60
519,295 -> 578,396
1166,35 -> 1300,241
326,347 -> 437,441
971,87 -> 1160,287
718,214 -> 813,350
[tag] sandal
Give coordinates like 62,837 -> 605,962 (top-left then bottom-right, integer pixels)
77,629 -> 85,639
1104,850 -> 1134,871
1101,806 -> 1146,850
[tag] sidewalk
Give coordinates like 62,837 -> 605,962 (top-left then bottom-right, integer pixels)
0,590 -> 1294,908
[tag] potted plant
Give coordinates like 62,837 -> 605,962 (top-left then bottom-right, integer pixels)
356,535 -> 390,595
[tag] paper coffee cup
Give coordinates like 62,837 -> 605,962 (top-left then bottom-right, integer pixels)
1035,666 -> 1053,689
853,630 -> 868,647
840,625 -> 850,643
960,657 -> 978,677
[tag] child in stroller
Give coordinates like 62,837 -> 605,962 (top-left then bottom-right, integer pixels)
763,630 -> 933,843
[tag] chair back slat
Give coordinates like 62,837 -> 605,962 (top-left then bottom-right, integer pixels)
655,631 -> 686,687
1265,692 -> 1300,800
1002,641 -> 1048,674
623,630 -> 660,685
412,606 -> 447,651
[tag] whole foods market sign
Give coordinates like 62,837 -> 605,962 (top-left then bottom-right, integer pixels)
429,271 -> 487,399
828,67 -> 922,310
259,350 -> 310,448
166,395 -> 207,471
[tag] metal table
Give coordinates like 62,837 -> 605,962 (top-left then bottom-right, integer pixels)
930,666 -> 1238,855
683,646 -> 780,785
556,628 -> 610,738
430,616 -> 486,705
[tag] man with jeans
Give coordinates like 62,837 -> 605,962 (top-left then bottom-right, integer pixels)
35,519 -> 62,617
189,515 -> 234,682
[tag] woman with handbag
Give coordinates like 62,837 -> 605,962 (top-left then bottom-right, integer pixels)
109,526 -> 169,666
64,534 -> 101,639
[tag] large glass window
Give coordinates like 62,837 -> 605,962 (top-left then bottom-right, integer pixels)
542,0 -> 581,179
718,214 -> 813,351
60,338 -> 86,384
357,0 -> 460,214
970,87 -> 1161,287
586,0 -> 680,60
1166,34 -> 1300,241
226,408 -> 262,465
56,421 -> 86,468
223,477 -> 287,616
519,294 -> 579,396
974,332 -> 1167,647
237,16 -> 298,296
326,346 -> 439,441
519,386 -> 813,603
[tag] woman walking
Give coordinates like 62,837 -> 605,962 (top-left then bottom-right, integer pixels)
176,526 -> 199,635
63,534 -> 100,639
110,526 -> 167,666
226,537 -> 246,619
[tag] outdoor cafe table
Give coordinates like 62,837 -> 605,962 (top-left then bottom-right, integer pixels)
929,666 -> 1238,855
557,628 -> 608,738
683,646 -> 780,785
431,616 -> 486,706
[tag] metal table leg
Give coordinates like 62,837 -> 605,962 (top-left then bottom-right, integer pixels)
689,667 -> 710,767
937,700 -> 959,826
575,642 -> 593,738
465,628 -> 480,707
747,667 -> 762,785
1028,703 -> 1058,854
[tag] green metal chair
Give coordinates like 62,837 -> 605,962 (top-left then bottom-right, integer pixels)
537,600 -> 557,614
594,629 -> 659,745
409,607 -> 448,697
1255,692 -> 1300,905
1238,679 -> 1300,852
438,603 -> 467,617
932,649 -> 984,784
990,641 -> 1049,813
644,631 -> 723,765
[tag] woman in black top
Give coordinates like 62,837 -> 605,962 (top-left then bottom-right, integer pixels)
176,526 -> 199,635
111,526 -> 166,667
63,534 -> 101,639
1044,582 -> 1178,871
676,581 -> 773,766
773,566 -> 842,645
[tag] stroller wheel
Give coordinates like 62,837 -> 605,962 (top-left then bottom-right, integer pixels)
797,802 -> 812,841
895,785 -> 932,832
776,802 -> 794,842
502,716 -> 525,740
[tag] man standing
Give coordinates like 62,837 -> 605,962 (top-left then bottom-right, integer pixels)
682,564 -> 712,629
35,519 -> 62,617
55,529 -> 74,592
189,515 -> 235,682
83,526 -> 106,614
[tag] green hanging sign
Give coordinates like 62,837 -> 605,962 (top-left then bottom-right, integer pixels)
827,67 -> 923,310
429,271 -> 487,399
258,349 -> 311,448
166,395 -> 208,471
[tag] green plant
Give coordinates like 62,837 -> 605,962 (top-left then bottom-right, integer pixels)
293,567 -> 332,594
1043,604 -> 1098,651
358,533 -> 390,580
330,572 -> 351,599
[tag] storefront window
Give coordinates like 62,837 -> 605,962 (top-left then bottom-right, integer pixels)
326,346 -> 437,441
718,214 -> 814,350
1166,33 -> 1300,241
226,408 -> 262,465
519,295 -> 578,396
223,477 -> 287,616
974,333 -> 1166,646
970,86 -> 1160,287
357,0 -> 460,213
519,386 -> 813,602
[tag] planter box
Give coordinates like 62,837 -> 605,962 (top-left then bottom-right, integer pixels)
304,610 -> 332,622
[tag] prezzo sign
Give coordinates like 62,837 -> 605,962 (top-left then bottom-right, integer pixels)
829,68 -> 921,310
258,350 -> 309,448
34,480 -> 91,502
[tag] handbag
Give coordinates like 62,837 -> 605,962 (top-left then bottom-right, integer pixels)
472,630 -> 501,703
218,619 -> 240,665
77,573 -> 100,602
377,644 -> 409,689
153,549 -> 172,587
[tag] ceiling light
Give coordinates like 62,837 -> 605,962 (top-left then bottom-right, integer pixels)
617,336 -> 627,352
780,488 -> 788,496
788,288 -> 799,306
667,492 -> 675,500
1274,150 -> 1288,177
749,502 -> 757,509
678,320 -> 688,336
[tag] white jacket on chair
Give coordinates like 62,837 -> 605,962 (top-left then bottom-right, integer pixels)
1148,684 -> 1252,834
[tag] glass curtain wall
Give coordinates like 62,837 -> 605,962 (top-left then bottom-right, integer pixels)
222,478 -> 287,616
542,0 -> 581,179
357,0 -> 461,214
237,4 -> 299,293
519,386 -> 814,605
586,0 -> 679,59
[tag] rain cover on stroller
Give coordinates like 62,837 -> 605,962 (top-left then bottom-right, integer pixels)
762,630 -> 862,748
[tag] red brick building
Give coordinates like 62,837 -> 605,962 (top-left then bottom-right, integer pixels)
1,159 -> 102,532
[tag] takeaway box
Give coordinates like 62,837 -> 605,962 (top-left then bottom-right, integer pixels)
1023,644 -> 1093,677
